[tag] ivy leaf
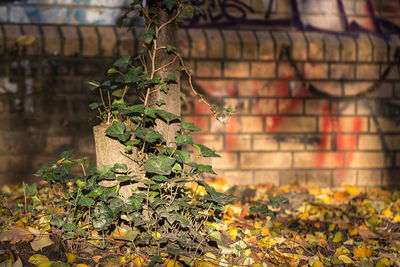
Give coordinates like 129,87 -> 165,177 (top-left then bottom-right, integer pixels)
107,67 -> 119,75
156,110 -> 180,123
77,196 -> 95,207
126,196 -> 142,211
124,68 -> 138,83
156,100 -> 165,106
144,106 -> 157,118
160,85 -> 169,93
187,162 -> 216,175
108,197 -> 124,215
87,187 -> 104,197
105,121 -> 131,142
175,150 -> 190,163
145,154 -> 175,175
89,102 -> 99,110
193,144 -> 220,157
180,121 -> 200,131
113,56 -> 131,68
165,74 -> 177,82
176,134 -> 193,146
141,28 -> 156,44
162,0 -> 176,10
88,80 -> 100,91
134,127 -> 163,143
166,45 -> 176,52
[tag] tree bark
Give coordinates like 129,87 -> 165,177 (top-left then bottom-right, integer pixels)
148,1 -> 181,147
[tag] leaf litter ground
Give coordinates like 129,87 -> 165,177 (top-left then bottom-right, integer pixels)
0,179 -> 400,266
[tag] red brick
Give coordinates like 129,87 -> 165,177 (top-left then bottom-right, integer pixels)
241,152 -> 292,169
75,136 -> 95,154
277,62 -> 295,79
289,32 -> 307,60
318,117 -> 368,132
358,170 -> 382,186
239,30 -> 257,59
226,134 -> 251,151
323,34 -> 340,61
389,35 -> 400,62
223,98 -> 249,115
251,99 -> 277,114
251,62 -> 276,78
196,61 -> 222,78
204,29 -> 223,59
305,32 -> 324,61
278,99 -> 303,114
368,83 -> 392,98
188,28 -> 206,58
359,135 -> 382,150
280,136 -> 305,151
333,100 -> 356,115
347,152 -> 386,168
382,170 -> 400,186
79,26 -> 98,56
192,134 -> 224,151
97,26 -> 117,56
306,170 -> 332,187
305,99 -> 330,115
344,82 -> 373,96
255,31 -> 274,60
222,30 -> 241,59
239,116 -> 264,133
384,135 -> 400,150
329,64 -> 355,79
304,63 -> 328,79
306,135 -> 332,151
254,171 -> 279,186
266,117 -> 316,133
372,117 -> 400,133
178,28 -> 190,58
61,26 -> 80,56
386,66 -> 400,80
339,36 -> 356,62
223,62 -> 250,78
252,135 -> 279,151
3,25 -> 22,52
0,155 -> 29,173
45,136 -> 73,153
356,34 -> 372,62
333,170 -> 357,187
212,152 -> 238,169
271,31 -> 290,60
22,25 -> 42,55
336,135 -> 357,150
356,64 -> 380,80
116,27 -> 134,56
280,170 -> 306,185
194,79 -> 236,97
369,35 -> 387,62
42,25 -> 61,55
238,80 -> 289,97
294,152 -> 344,168
223,171 -> 254,185
311,81 -> 342,97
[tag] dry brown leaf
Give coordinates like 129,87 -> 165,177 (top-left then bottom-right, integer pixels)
358,226 -> 379,240
0,226 -> 34,244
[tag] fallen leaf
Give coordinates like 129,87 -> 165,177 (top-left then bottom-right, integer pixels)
31,236 -> 53,251
0,226 -> 34,244
376,257 -> 391,267
332,232 -> 343,243
344,185 -> 361,196
353,243 -> 373,260
338,255 -> 354,264
333,192 -> 349,202
28,254 -> 50,265
65,253 -> 76,264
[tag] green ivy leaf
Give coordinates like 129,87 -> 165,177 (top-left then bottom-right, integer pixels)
87,187 -> 104,197
124,68 -> 138,84
108,197 -> 124,215
111,89 -> 124,98
175,150 -> 190,163
162,0 -> 176,10
89,102 -> 99,110
160,85 -> 169,93
107,67 -> 119,75
77,196 -> 95,207
134,127 -> 163,143
25,183 -> 38,195
145,154 -> 175,175
166,74 -> 177,82
156,100 -> 165,106
166,45 -> 176,52
187,162 -> 216,175
105,121 -> 131,142
156,110 -> 180,123
126,196 -> 142,211
144,106 -> 157,118
180,121 -> 200,131
113,56 -> 131,68
193,144 -> 220,157
141,28 -> 156,44
88,80 -> 100,91
176,134 -> 193,146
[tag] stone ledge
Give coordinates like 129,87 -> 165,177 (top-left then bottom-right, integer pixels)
0,23 -> 399,63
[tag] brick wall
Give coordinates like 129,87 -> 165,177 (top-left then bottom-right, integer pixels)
1,23 -> 400,187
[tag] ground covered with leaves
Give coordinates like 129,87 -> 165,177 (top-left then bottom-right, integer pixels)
0,179 -> 400,266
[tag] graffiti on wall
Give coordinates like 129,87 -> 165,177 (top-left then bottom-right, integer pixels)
187,0 -> 400,35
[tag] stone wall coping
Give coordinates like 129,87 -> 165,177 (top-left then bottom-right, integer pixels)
0,23 -> 398,63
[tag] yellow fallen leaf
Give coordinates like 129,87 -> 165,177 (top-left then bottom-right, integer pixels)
344,185 -> 361,196
132,256 -> 145,266
338,255 -> 354,264
393,214 -> 400,223
333,192 -> 349,202
227,227 -> 239,240
382,208 -> 393,219
348,228 -> 358,236
76,264 -> 89,267
332,232 -> 343,243
261,227 -> 270,237
376,257 -> 391,267
353,243 -> 373,260
165,259 -> 183,267
312,261 -> 324,267
65,253 -> 76,264
28,254 -> 50,265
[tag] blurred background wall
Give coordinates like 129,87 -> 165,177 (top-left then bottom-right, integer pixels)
0,0 -> 400,187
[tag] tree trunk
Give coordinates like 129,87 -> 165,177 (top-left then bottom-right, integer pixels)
148,1 -> 181,147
